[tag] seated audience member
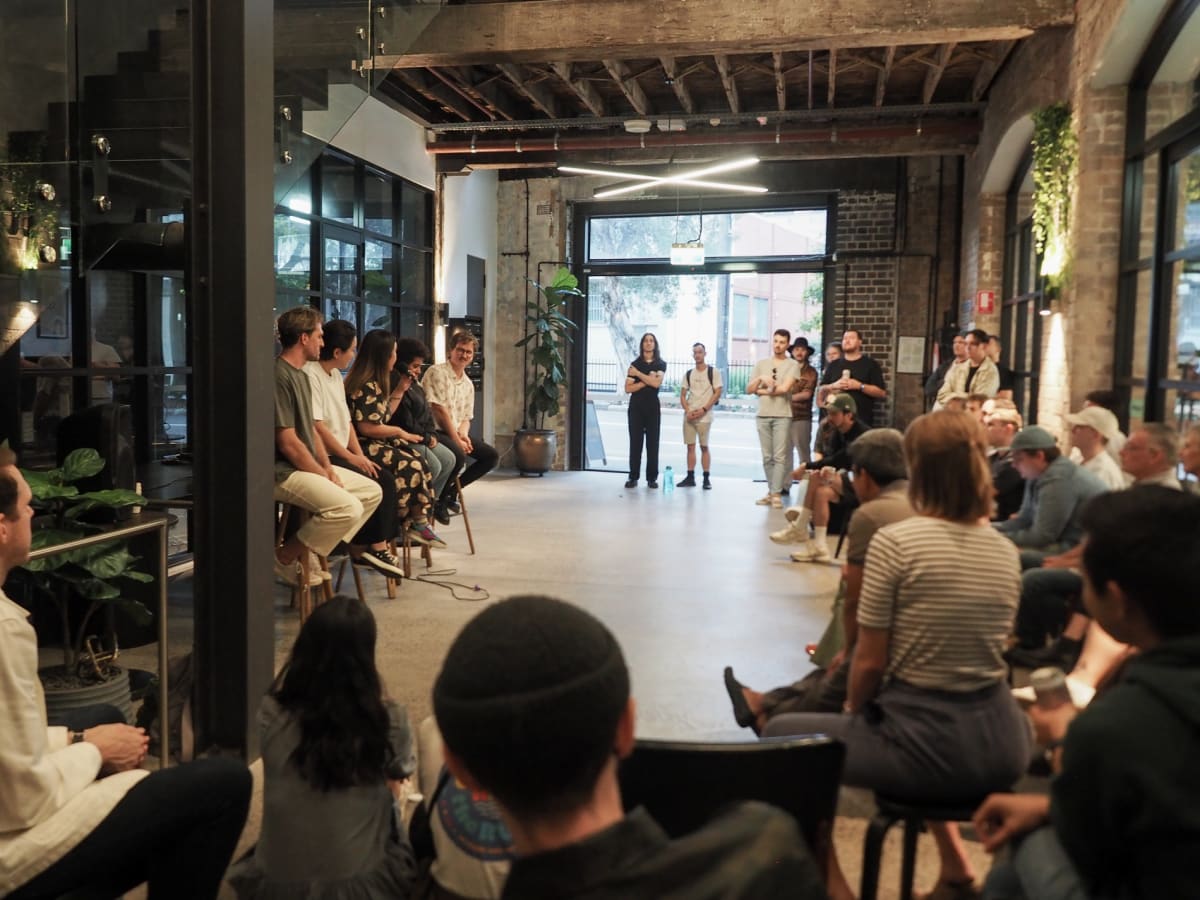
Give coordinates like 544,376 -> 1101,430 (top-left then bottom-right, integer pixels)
975,488 -> 1200,900
433,595 -> 826,900
771,393 -> 869,564
229,594 -> 417,898
273,307 -> 402,584
1183,422 -> 1200,492
1076,389 -> 1127,462
726,429 -> 913,731
1064,405 -> 1126,490
763,411 -> 1033,899
942,393 -> 968,413
936,328 -> 999,407
390,338 -> 459,525
994,426 -> 1107,564
422,333 -> 498,513
985,407 -> 1025,521
966,392 -> 990,423
987,335 -> 1016,401
345,329 -> 445,549
305,318 -> 404,578
414,716 -> 513,899
1118,422 -> 1181,489
1,450 -> 251,900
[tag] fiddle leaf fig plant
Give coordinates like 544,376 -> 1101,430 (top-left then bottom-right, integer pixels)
514,267 -> 582,430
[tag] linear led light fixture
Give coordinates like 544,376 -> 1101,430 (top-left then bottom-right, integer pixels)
557,156 -> 766,198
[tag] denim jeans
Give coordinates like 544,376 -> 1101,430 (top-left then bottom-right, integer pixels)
756,416 -> 790,494
983,826 -> 1089,900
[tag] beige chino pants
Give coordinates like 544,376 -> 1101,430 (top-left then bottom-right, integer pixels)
273,467 -> 382,557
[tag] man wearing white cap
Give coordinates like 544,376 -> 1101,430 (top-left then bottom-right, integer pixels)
1066,406 -> 1127,491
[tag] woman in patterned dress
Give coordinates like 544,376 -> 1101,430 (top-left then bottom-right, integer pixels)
344,329 -> 444,548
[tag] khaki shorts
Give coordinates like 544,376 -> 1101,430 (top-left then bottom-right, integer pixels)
683,416 -> 713,445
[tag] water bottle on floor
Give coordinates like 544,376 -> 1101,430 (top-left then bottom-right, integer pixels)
663,466 -> 674,494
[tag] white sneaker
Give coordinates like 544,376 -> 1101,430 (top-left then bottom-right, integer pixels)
790,540 -> 832,563
307,550 -> 331,585
770,522 -> 808,545
809,540 -> 832,563
755,493 -> 774,505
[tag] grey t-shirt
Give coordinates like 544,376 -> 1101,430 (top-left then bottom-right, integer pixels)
275,356 -> 318,482
844,480 -> 914,565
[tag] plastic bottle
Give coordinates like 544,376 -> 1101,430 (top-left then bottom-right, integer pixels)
663,466 -> 674,494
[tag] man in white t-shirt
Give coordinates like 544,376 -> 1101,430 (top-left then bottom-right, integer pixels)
747,329 -> 802,508
678,342 -> 723,490
303,318 -> 401,577
1065,406 -> 1126,490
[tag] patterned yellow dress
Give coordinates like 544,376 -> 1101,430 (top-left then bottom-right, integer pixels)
349,380 -> 435,524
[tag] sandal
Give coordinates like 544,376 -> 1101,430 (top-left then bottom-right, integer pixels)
723,667 -> 761,736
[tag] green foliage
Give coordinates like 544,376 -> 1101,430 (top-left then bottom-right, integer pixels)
0,145 -> 59,275
18,448 -> 150,677
515,267 -> 582,429
1031,103 -> 1077,288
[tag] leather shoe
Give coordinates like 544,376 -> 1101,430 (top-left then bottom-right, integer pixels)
723,666 -> 761,735
624,478 -> 637,488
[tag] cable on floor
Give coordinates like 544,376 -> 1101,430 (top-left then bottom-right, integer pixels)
416,570 -> 490,602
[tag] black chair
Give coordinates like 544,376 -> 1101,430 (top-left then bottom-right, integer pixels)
859,792 -> 990,900
618,735 -> 845,855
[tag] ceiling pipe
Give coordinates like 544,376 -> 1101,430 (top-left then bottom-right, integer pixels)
426,120 -> 979,155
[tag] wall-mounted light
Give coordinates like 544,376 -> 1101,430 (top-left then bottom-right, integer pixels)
437,302 -> 450,321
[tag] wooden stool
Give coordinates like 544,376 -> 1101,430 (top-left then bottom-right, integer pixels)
275,503 -> 334,624
393,519 -> 433,580
453,475 -> 475,555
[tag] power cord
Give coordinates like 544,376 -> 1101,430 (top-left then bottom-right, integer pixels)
415,569 -> 490,602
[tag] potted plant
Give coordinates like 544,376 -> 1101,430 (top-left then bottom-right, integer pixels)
513,267 -> 582,474
0,148 -> 59,276
17,447 -> 150,721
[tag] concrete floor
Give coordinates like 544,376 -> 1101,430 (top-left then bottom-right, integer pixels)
133,467 -> 996,898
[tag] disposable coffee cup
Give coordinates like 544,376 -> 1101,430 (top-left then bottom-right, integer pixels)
1029,666 -> 1073,709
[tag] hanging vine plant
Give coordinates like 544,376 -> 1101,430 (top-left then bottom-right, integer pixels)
1031,102 -> 1077,293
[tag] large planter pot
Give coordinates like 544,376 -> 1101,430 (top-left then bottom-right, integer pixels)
513,429 -> 557,475
40,666 -> 134,725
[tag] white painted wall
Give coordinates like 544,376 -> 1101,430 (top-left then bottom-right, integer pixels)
310,89 -> 436,190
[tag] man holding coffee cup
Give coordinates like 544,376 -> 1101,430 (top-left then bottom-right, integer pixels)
816,329 -> 886,427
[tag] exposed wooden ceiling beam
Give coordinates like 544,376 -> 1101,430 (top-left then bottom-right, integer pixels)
660,56 -> 695,114
603,59 -> 652,115
922,43 -> 956,105
827,48 -> 837,108
376,0 -> 1072,68
971,40 -> 1016,101
714,54 -> 740,114
773,51 -> 787,111
497,63 -> 559,118
445,67 -> 519,121
875,46 -> 896,107
390,69 -> 479,121
550,61 -> 607,116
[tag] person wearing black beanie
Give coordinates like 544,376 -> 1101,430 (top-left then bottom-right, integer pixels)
433,595 -> 827,900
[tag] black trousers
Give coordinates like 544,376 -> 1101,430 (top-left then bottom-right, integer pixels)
434,432 -> 498,504
331,456 -> 396,545
10,757 -> 251,900
627,405 -> 661,482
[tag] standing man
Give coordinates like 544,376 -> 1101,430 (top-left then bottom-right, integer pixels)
273,306 -> 400,584
747,329 -> 801,508
422,332 -> 499,512
817,329 -> 887,426
678,342 -> 722,490
937,328 -> 999,406
787,337 -> 819,475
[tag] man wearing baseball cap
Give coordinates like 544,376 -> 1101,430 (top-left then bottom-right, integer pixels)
994,426 -> 1108,561
1065,406 -> 1127,490
771,393 -> 869,563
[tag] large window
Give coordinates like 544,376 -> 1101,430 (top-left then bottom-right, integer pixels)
999,155 -> 1043,421
275,151 -> 434,343
1117,0 -> 1200,430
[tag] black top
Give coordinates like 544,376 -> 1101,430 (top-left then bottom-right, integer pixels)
806,418 -> 870,472
819,355 -> 886,425
388,381 -> 436,437
990,448 -> 1024,521
996,363 -> 1016,393
501,804 -> 825,900
626,356 -> 667,414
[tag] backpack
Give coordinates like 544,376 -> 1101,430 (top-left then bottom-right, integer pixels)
686,366 -> 714,389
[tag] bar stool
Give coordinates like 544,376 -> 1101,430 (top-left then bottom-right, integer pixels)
453,475 -> 475,555
275,503 -> 334,624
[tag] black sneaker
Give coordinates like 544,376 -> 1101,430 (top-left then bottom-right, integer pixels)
703,476 -> 712,490
677,474 -> 697,488
443,498 -> 461,515
647,480 -> 659,489
356,547 -> 404,579
433,504 -> 451,526
624,478 -> 637,488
